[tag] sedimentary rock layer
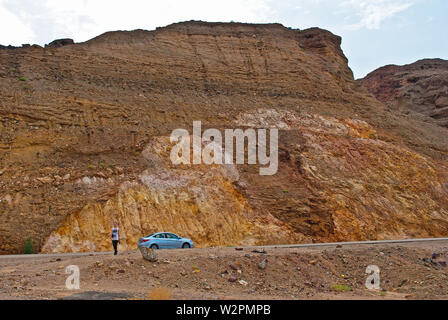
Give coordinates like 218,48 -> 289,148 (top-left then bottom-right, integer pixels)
360,59 -> 448,128
1,21 -> 447,253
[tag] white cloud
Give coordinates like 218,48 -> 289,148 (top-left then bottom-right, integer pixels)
0,0 -> 274,46
0,0 -> 36,45
0,0 -> 416,46
342,0 -> 414,30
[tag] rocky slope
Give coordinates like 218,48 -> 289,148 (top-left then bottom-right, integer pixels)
1,21 -> 448,254
359,59 -> 448,128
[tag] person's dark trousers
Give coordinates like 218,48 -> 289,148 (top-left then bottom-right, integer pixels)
112,240 -> 119,255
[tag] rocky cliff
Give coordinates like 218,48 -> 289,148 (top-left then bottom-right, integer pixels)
1,21 -> 447,254
359,59 -> 448,128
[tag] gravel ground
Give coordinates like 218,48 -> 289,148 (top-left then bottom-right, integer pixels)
1,241 -> 447,300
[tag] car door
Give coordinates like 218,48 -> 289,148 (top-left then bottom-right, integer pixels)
153,233 -> 167,248
164,233 -> 179,249
170,233 -> 183,248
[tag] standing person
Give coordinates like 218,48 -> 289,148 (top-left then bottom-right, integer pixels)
111,222 -> 120,255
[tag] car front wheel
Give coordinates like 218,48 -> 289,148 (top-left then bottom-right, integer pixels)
182,243 -> 191,249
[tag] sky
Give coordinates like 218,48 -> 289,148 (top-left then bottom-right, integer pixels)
0,0 -> 446,78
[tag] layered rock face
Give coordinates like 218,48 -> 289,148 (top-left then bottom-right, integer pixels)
1,21 -> 448,254
359,59 -> 448,128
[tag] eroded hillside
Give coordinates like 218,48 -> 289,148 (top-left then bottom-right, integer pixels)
1,21 -> 447,254
359,59 -> 448,128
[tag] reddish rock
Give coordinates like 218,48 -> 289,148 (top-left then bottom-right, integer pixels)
359,59 -> 448,128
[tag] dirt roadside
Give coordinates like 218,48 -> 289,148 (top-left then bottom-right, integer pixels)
1,241 -> 447,300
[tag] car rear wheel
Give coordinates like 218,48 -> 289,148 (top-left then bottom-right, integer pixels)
150,244 -> 159,249
182,243 -> 191,248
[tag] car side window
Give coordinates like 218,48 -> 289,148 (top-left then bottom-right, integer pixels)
168,233 -> 179,239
